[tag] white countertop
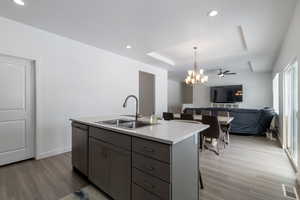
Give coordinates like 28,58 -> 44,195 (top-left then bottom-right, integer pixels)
70,115 -> 209,145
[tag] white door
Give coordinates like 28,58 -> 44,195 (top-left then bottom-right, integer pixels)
0,55 -> 34,166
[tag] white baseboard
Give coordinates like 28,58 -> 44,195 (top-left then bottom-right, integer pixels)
296,174 -> 300,188
36,146 -> 71,160
277,134 -> 283,148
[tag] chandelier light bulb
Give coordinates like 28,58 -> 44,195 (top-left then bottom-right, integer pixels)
200,69 -> 204,75
204,76 -> 208,82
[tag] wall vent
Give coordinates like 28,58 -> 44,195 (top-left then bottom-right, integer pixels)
282,184 -> 299,199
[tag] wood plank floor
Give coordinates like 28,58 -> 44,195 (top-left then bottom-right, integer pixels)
0,153 -> 89,200
199,135 -> 297,200
0,135 -> 296,200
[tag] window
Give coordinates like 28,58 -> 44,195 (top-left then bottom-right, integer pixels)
273,73 -> 279,114
283,60 -> 298,165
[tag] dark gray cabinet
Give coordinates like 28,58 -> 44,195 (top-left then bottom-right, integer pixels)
89,136 -> 131,200
72,122 -> 198,200
109,143 -> 131,200
89,138 -> 110,192
132,184 -> 160,200
72,122 -> 88,176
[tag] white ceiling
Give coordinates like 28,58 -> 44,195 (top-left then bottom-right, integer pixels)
0,0 -> 297,80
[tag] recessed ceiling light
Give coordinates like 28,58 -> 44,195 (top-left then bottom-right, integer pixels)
126,45 -> 132,49
208,10 -> 218,17
13,0 -> 25,6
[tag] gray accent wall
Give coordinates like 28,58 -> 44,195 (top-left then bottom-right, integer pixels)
167,80 -> 193,112
139,71 -> 155,117
182,82 -> 193,104
168,80 -> 182,113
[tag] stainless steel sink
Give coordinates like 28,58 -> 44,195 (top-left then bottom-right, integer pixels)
118,121 -> 151,129
96,119 -> 151,129
97,119 -> 134,125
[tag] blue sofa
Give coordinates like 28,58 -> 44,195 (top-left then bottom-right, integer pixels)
183,107 -> 275,135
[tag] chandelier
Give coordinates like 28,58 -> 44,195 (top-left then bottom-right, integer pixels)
185,47 -> 208,85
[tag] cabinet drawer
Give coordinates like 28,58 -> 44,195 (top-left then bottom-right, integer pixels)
90,127 -> 131,151
132,184 -> 161,200
133,137 -> 171,163
133,169 -> 170,200
133,153 -> 170,183
72,122 -> 88,130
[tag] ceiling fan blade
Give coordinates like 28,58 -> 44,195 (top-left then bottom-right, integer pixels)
225,73 -> 237,75
223,70 -> 230,74
205,69 -> 220,73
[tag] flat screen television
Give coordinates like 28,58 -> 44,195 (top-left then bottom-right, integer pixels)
210,85 -> 243,103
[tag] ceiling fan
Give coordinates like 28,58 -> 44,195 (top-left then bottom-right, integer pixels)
218,69 -> 237,77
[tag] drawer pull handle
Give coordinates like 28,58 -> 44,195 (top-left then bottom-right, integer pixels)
144,165 -> 155,171
143,146 -> 154,153
143,180 -> 155,189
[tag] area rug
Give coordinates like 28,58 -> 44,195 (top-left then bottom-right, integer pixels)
60,185 -> 109,200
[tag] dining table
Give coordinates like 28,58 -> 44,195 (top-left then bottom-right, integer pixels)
173,113 -> 234,125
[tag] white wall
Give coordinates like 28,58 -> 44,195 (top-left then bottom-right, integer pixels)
0,17 -> 168,159
193,72 -> 273,109
273,0 -> 300,168
168,80 -> 182,112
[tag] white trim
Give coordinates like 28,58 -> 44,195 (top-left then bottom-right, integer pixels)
296,174 -> 300,188
36,146 -> 71,160
278,134 -> 284,148
272,73 -> 279,114
285,148 -> 298,172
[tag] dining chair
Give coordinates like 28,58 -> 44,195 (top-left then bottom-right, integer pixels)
163,112 -> 174,120
217,111 -> 231,146
217,111 -> 229,117
180,113 -> 194,120
201,115 -> 226,155
201,110 -> 212,116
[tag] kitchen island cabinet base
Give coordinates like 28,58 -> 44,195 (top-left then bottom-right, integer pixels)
71,121 -> 201,200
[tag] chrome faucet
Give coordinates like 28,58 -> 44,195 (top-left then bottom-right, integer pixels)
123,95 -> 139,121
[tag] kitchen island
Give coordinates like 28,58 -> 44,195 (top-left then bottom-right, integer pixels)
70,116 -> 209,200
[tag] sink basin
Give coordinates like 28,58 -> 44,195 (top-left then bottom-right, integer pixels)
97,119 -> 134,125
118,121 -> 151,129
96,119 -> 151,129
